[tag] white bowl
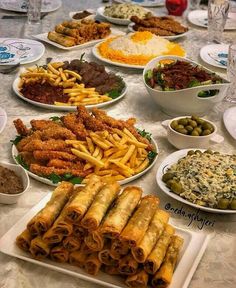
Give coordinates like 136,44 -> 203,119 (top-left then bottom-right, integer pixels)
69,9 -> 96,21
162,116 -> 224,149
143,55 -> 230,116
0,162 -> 30,204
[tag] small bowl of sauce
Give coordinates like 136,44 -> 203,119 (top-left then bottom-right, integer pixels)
69,9 -> 95,22
0,162 -> 29,204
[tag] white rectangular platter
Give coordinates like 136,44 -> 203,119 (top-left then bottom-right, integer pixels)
0,193 -> 210,288
33,29 -> 124,50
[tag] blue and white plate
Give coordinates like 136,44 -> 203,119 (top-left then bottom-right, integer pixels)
115,0 -> 164,7
0,0 -> 62,13
0,38 -> 45,65
200,44 -> 229,69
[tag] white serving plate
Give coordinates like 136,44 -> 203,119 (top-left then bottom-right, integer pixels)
0,0 -> 62,13
69,9 -> 96,21
200,44 -> 229,69
12,69 -> 127,111
156,148 -> 236,214
187,10 -> 236,30
0,192 -> 210,288
115,0 -> 165,7
0,107 -> 7,134
97,6 -> 151,26
0,38 -> 45,65
128,23 -> 190,40
33,29 -> 124,51
11,114 -> 158,186
223,106 -> 236,140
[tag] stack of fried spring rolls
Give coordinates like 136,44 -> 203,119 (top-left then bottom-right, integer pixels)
47,20 -> 111,47
16,175 -> 183,287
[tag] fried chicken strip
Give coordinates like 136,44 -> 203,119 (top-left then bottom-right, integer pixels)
47,159 -> 84,170
40,127 -> 76,140
33,151 -> 77,161
30,163 -> 91,178
13,119 -> 30,136
30,120 -> 61,131
91,108 -> 123,129
16,131 -> 42,152
61,113 -> 88,140
22,139 -> 67,152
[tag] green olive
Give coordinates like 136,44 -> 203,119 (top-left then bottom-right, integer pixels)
189,120 -> 197,128
202,129 -> 212,136
217,198 -> 230,209
195,127 -> 202,134
230,199 -> 236,210
178,118 -> 188,126
202,122 -> 212,130
187,150 -> 195,155
170,182 -> 182,194
191,129 -> 199,136
191,115 -> 199,121
196,118 -> 205,125
185,125 -> 194,133
194,150 -> 202,155
166,179 -> 176,188
170,120 -> 179,129
162,172 -> 175,183
204,149 -> 213,154
176,128 -> 188,135
175,124 -> 184,130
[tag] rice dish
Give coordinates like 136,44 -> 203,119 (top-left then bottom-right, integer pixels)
97,31 -> 185,66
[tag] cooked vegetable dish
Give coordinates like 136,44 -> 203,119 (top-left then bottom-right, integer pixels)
145,60 -> 222,91
170,116 -> 214,136
162,150 -> 236,210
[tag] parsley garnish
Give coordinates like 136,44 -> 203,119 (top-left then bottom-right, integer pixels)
47,173 -> 83,185
15,155 -> 29,170
148,151 -> 157,163
49,116 -> 61,122
10,135 -> 23,145
137,129 -> 152,142
108,89 -> 121,99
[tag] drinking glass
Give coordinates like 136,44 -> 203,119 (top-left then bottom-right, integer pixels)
225,43 -> 236,103
27,0 -> 42,24
208,0 -> 230,43
189,0 -> 201,10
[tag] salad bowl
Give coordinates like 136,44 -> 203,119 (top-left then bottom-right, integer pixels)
143,56 -> 230,116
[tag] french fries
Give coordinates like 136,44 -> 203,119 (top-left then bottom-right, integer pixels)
66,128 -> 156,184
19,63 -> 112,106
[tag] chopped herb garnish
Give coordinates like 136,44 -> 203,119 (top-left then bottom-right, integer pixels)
15,154 -> 29,170
137,129 -> 152,142
10,135 -> 23,145
69,177 -> 83,185
148,151 -> 157,163
108,89 -> 121,99
48,173 -> 61,184
49,116 -> 61,122
47,173 -> 83,184
63,173 -> 73,180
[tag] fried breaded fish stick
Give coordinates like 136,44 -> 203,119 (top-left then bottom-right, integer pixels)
30,119 -> 61,131
40,127 -> 76,140
13,119 -> 30,136
22,139 -> 67,152
48,31 -> 77,47
33,150 -> 77,161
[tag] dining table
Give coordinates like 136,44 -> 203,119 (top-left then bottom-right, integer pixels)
0,0 -> 236,288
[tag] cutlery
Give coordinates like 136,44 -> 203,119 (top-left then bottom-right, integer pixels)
207,53 -> 227,66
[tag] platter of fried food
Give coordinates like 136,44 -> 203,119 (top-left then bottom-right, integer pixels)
11,106 -> 158,186
13,58 -> 127,111
0,177 -> 211,288
128,15 -> 189,40
33,19 -> 124,50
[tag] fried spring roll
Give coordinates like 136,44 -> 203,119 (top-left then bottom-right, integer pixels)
63,236 -> 81,252
100,186 -> 142,238
132,210 -> 169,263
152,236 -> 184,288
50,245 -> 69,263
110,238 -> 129,259
81,182 -> 120,231
29,236 -> 50,259
84,230 -> 104,251
61,20 -> 82,29
48,31 -> 77,47
144,225 -> 175,275
69,249 -> 88,268
55,24 -> 78,38
80,242 -> 94,255
118,254 -> 138,276
119,195 -> 159,248
98,241 -> 119,266
84,252 -> 102,275
27,182 -> 73,235
126,270 -> 149,288
65,175 -> 103,223
104,265 -> 120,275
73,225 -> 88,238
16,229 -> 33,252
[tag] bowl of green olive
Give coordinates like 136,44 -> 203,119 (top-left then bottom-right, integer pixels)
162,115 -> 224,149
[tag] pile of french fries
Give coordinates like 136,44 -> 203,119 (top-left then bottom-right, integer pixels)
66,127 -> 152,183
19,62 -> 112,106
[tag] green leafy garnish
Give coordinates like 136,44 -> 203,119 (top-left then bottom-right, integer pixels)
10,135 -> 23,145
49,116 -> 61,122
148,151 -> 157,163
108,89 -> 121,99
137,129 -> 152,142
145,69 -> 153,82
47,173 -> 83,185
188,80 -> 201,88
15,155 -> 29,170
